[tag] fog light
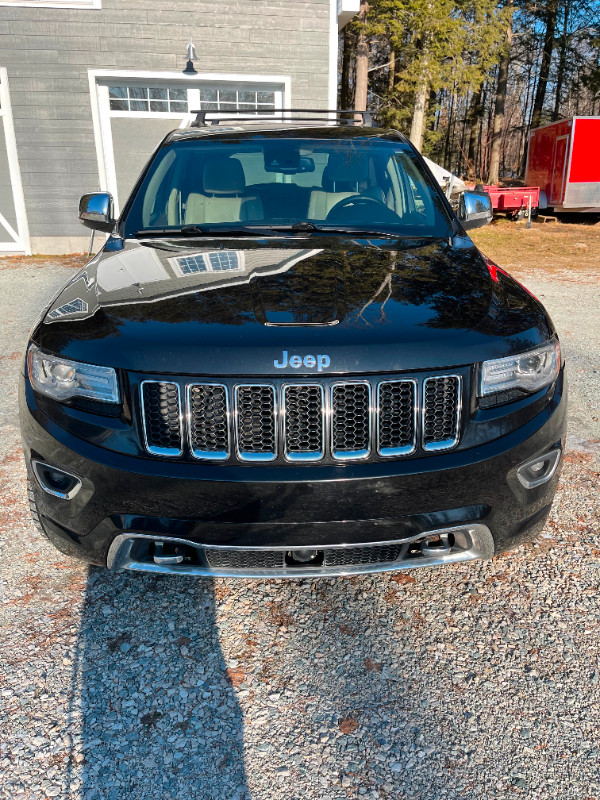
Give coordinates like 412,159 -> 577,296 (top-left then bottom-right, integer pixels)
516,449 -> 561,489
32,460 -> 82,500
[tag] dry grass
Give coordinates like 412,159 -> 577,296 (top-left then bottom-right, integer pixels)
470,219 -> 600,283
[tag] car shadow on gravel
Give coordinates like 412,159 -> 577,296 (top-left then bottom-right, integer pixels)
66,568 -> 249,800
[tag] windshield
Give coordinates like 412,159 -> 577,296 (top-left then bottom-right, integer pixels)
122,136 -> 452,238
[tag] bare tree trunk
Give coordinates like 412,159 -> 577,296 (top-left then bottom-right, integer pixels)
354,1 -> 370,114
443,89 -> 455,168
488,0 -> 514,185
476,81 -> 488,176
552,0 -> 571,121
387,48 -> 396,93
340,25 -> 356,110
467,86 -> 483,178
409,78 -> 429,151
531,0 -> 559,129
519,47 -> 536,175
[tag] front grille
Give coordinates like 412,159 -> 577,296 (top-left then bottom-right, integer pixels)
283,384 -> 324,461
378,380 -> 416,456
422,376 -> 461,451
139,374 -> 463,462
331,382 -> 370,459
141,381 -> 183,456
235,385 -> 277,461
188,384 -> 229,460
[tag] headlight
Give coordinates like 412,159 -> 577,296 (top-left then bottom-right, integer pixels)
27,344 -> 119,404
480,339 -> 560,398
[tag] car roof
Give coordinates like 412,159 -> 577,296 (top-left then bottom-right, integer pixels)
166,123 -> 408,145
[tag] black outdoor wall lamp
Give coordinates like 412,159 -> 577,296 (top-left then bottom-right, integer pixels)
183,39 -> 197,74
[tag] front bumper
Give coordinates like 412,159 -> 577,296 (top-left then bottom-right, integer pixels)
20,370 -> 566,577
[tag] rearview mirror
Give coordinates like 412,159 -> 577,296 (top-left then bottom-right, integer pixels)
79,192 -> 115,232
458,190 -> 493,230
264,147 -> 314,174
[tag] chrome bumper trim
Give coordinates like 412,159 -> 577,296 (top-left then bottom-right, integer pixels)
107,524 -> 495,579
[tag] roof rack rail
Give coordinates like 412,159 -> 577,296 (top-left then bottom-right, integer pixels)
189,108 -> 375,128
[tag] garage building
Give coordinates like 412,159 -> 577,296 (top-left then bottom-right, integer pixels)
0,0 -> 358,254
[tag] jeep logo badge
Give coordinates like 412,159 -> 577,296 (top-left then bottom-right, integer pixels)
274,350 -> 331,371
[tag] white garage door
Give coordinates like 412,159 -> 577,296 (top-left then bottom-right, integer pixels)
0,69 -> 30,254
92,71 -> 287,215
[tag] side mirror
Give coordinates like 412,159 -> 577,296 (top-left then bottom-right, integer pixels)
79,192 -> 115,232
458,190 -> 493,230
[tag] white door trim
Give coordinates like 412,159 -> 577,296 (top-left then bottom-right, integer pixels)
88,68 -> 292,215
0,67 -> 31,255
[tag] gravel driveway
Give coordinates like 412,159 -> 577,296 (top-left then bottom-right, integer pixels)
1,250 -> 598,800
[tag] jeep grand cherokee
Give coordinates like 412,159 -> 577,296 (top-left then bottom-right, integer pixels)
20,115 -> 566,578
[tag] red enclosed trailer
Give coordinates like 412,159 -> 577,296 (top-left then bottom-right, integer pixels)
526,117 -> 600,213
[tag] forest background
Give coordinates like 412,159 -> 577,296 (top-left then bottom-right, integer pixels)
339,0 -> 600,182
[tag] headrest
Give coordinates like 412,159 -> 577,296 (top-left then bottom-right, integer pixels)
203,157 -> 245,195
323,152 -> 370,185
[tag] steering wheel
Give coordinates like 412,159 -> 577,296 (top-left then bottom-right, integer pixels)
326,194 -> 400,224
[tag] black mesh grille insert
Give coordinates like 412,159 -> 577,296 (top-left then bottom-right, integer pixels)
378,381 -> 416,454
138,373 -> 464,462
236,385 -> 276,458
331,383 -> 370,458
284,385 -> 323,458
423,376 -> 460,448
141,382 -> 182,454
189,384 -> 229,458
205,549 -> 285,569
324,544 -> 403,566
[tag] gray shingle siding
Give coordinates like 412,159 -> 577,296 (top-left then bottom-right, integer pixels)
0,0 -> 333,247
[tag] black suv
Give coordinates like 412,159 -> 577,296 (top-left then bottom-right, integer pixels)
20,113 -> 566,578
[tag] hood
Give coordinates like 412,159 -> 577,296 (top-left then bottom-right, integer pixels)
35,235 -> 551,376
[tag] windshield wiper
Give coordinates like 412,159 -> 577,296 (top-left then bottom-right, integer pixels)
134,225 -> 280,238
264,222 -> 438,239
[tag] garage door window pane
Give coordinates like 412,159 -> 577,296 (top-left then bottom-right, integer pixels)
169,88 -> 187,102
219,90 -> 237,103
107,83 -> 277,115
109,86 -> 128,110
149,88 -> 168,100
129,87 -> 148,100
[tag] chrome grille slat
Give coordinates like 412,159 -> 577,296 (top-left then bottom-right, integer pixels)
377,380 -> 417,456
331,381 -> 371,460
140,381 -> 183,456
422,375 -> 461,451
235,385 -> 277,461
188,383 -> 229,460
283,384 -> 324,461
140,374 -> 464,461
